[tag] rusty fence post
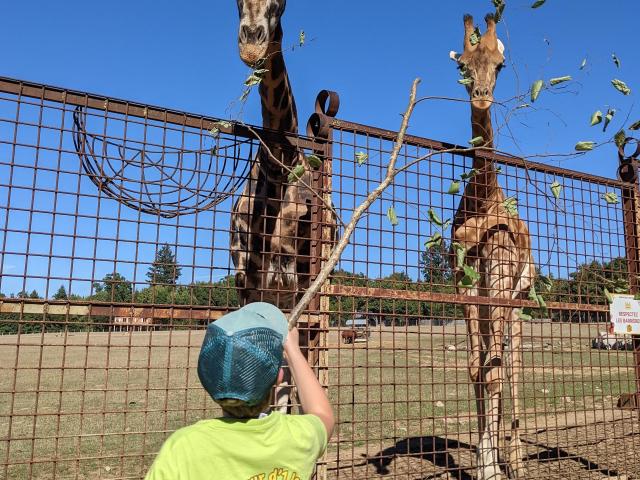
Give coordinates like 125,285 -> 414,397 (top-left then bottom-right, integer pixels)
617,137 -> 640,413
306,90 -> 339,480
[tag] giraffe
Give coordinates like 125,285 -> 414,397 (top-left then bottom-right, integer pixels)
449,13 -> 534,480
230,0 -> 320,412
231,0 -> 315,310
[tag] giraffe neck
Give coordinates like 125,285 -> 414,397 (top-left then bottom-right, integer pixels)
256,25 -> 299,169
464,106 -> 501,211
471,106 -> 494,162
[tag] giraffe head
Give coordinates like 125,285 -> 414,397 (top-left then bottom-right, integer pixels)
236,0 -> 286,66
450,13 -> 505,111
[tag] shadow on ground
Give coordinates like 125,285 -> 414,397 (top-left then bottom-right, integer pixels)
360,435 -> 625,479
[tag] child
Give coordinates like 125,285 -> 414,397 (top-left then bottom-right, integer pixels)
145,302 -> 334,480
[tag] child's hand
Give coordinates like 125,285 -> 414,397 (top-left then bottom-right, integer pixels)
284,327 -> 301,357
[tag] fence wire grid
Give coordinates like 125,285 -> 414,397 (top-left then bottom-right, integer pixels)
0,77 -> 639,480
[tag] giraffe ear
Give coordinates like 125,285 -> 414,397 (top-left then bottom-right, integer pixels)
497,38 -> 505,57
449,50 -> 461,62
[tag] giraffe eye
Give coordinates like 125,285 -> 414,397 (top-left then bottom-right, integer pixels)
496,63 -> 505,72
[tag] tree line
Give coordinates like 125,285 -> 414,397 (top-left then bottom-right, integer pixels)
0,242 -> 629,333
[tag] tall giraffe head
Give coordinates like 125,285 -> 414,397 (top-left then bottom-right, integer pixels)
236,0 -> 286,66
450,14 -> 505,111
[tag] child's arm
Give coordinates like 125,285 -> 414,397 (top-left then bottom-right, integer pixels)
284,327 -> 335,439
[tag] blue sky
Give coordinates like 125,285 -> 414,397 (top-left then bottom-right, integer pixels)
0,1 -> 638,297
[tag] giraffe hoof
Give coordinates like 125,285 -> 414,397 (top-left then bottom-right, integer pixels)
477,465 -> 505,480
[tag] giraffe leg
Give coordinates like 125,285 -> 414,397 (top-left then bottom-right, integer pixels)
460,260 -> 502,480
478,308 -> 506,480
478,229 -> 522,480
507,307 -> 526,478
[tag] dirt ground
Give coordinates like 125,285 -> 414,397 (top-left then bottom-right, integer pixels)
0,323 -> 638,479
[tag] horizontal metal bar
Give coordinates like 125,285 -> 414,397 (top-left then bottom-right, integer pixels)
0,298 -> 225,321
328,284 -> 609,312
0,76 -> 320,151
331,118 -> 626,188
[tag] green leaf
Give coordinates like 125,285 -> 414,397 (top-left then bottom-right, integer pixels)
531,80 -> 544,103
463,265 -> 481,282
575,141 -> 595,151
239,88 -> 251,102
355,151 -> 368,166
458,265 -> 481,288
452,242 -> 466,267
590,110 -> 602,127
307,154 -> 322,169
612,53 -> 621,69
602,192 -> 619,205
539,275 -> 553,292
579,58 -> 587,70
209,120 -> 232,137
469,136 -> 485,147
629,120 -> 640,131
604,287 -> 614,304
502,196 -> 518,216
611,79 -> 631,95
537,294 -> 547,309
287,164 -> 305,183
517,311 -> 533,321
529,285 -> 547,309
458,78 -> 473,85
244,74 -> 263,87
493,0 -> 505,22
447,181 -> 461,195
299,30 -> 305,47
425,232 -> 443,249
427,208 -> 446,227
515,103 -> 531,110
460,168 -> 479,181
603,108 -> 616,132
550,180 -> 562,199
614,129 -> 626,149
469,27 -> 481,46
387,206 -> 399,226
549,76 -> 572,86
531,0 -> 546,8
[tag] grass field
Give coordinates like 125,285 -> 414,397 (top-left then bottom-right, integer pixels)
0,322 -> 638,479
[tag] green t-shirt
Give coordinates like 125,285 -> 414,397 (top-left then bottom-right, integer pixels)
145,412 -> 327,480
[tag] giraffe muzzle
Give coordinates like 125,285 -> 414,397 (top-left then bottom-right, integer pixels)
239,42 -> 268,67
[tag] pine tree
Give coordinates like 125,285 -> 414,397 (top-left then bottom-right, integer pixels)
53,285 -> 68,300
420,241 -> 453,284
147,244 -> 181,285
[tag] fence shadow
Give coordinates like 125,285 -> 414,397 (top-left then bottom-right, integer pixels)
361,435 -> 625,479
520,438 -> 623,478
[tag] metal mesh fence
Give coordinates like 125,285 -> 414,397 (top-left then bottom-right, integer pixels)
323,120 -> 640,479
0,78 -> 328,479
0,77 -> 639,479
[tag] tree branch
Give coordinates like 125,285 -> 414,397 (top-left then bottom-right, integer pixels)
287,78 -> 421,329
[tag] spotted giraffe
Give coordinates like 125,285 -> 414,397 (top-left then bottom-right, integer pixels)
449,13 -> 535,480
231,0 -> 316,312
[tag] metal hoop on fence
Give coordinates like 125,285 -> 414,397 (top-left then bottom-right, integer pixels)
72,107 -> 254,218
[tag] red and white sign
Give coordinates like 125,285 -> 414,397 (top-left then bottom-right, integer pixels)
610,294 -> 640,335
